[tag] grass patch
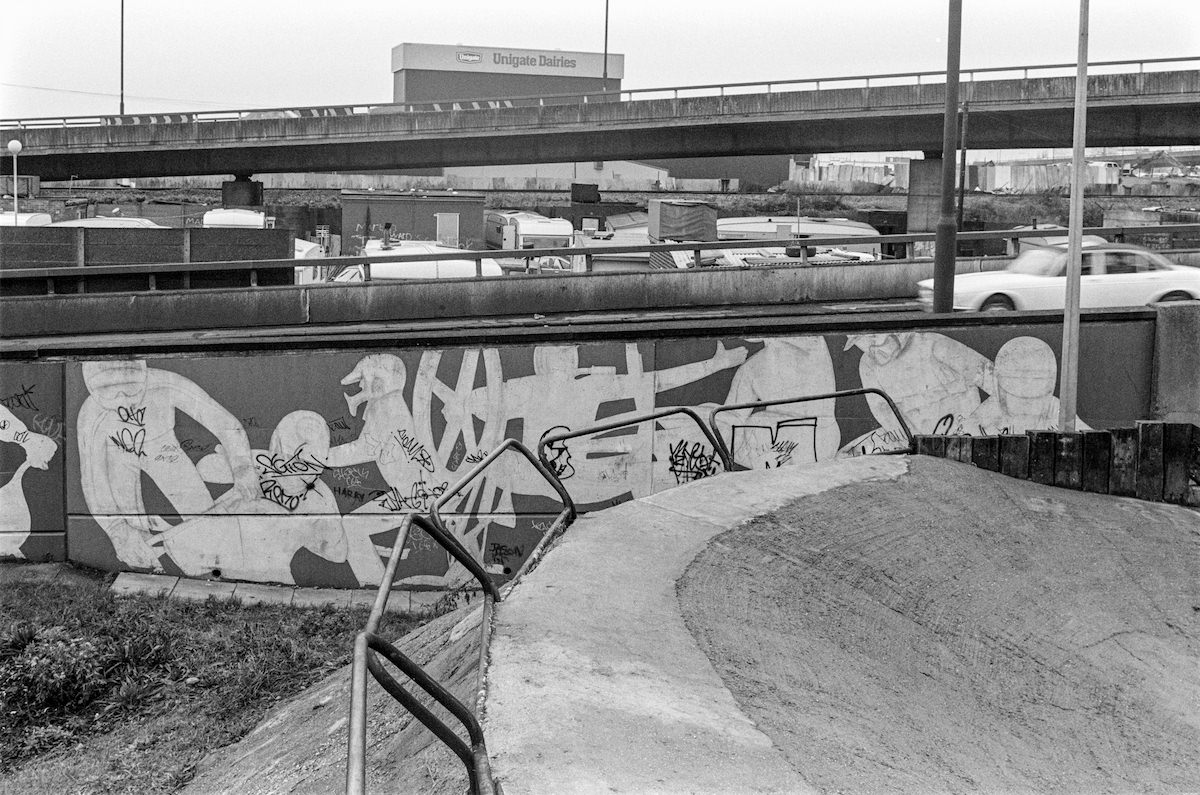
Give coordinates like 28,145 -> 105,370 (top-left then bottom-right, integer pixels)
0,563 -> 438,794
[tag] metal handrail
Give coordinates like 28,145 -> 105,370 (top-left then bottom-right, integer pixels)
3,56 -> 1196,129
346,439 -> 574,795
5,224 -> 1200,285
429,438 -> 577,572
536,406 -> 734,482
708,388 -> 916,469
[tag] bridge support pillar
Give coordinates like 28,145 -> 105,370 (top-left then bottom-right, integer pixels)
906,156 -> 943,259
222,175 -> 263,207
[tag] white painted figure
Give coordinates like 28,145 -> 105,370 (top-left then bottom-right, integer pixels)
0,406 -> 58,558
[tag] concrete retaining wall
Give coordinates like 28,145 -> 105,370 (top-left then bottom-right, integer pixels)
2,307 -> 1173,591
0,256 -> 1009,339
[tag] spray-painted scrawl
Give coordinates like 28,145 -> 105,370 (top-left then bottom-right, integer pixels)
67,330 -> 1094,588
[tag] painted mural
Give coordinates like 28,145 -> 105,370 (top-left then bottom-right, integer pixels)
0,366 -> 65,562
1,325 -> 1150,587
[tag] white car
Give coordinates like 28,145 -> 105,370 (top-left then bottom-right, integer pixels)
330,240 -> 502,282
918,243 -> 1200,312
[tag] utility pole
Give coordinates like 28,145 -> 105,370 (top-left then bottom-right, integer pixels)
957,102 -> 969,231
932,0 -> 963,313
1058,0 -> 1090,433
602,0 -> 610,93
120,0 -> 126,115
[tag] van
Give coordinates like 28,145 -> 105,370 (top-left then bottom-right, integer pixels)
329,240 -> 502,281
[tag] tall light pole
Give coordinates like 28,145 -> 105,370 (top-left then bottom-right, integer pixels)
932,0 -> 963,313
602,0 -> 610,92
7,140 -> 21,224
1058,0 -> 1090,433
120,0 -> 126,115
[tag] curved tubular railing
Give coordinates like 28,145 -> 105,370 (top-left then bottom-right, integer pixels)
428,438 -> 578,585
347,438 -> 575,795
536,405 -> 734,482
362,633 -> 493,795
708,388 -> 916,469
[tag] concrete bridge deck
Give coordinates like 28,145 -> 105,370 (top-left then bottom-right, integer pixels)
5,64 -> 1200,180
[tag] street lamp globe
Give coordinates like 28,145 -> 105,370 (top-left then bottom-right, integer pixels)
6,140 -> 20,156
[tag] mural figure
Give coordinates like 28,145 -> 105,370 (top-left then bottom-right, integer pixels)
0,406 -> 58,558
77,361 -> 257,568
62,330 -> 1109,588
500,342 -> 747,501
158,410 -> 387,585
967,337 -> 1088,434
716,337 -> 840,468
846,332 -> 995,436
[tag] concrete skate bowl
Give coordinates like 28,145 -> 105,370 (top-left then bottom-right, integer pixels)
676,456 -> 1200,793
485,455 -> 1200,794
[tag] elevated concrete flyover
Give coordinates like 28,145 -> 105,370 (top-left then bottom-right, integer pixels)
3,59 -> 1200,180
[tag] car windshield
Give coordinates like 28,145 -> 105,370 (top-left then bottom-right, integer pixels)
1007,248 -> 1066,276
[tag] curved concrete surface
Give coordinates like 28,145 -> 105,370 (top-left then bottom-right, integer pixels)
485,455 -> 1200,794
485,456 -> 908,794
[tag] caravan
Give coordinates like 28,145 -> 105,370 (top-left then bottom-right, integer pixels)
485,210 -> 573,250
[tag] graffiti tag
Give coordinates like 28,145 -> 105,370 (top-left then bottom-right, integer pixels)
668,440 -> 720,484
117,406 -> 146,427
255,448 -> 327,477
110,427 -> 146,458
389,429 -> 436,473
372,480 -> 448,512
0,384 -> 38,412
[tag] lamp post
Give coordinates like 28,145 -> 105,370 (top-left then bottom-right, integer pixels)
120,0 -> 126,115
7,140 -> 21,224
602,0 -> 610,93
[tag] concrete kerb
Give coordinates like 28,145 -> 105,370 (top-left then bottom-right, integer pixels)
109,571 -> 439,613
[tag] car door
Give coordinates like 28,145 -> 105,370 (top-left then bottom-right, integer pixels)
1089,250 -> 1155,306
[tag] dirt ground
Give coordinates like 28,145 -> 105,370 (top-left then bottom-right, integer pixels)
679,456 -> 1200,794
179,600 -> 482,795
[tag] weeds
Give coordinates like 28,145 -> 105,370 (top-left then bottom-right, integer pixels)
0,564 -> 436,793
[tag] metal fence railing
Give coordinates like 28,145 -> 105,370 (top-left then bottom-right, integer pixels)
5,225 -> 1200,293
3,57 -> 1196,130
708,388 -> 916,470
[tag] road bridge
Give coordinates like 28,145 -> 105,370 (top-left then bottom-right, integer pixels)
3,59 -> 1199,181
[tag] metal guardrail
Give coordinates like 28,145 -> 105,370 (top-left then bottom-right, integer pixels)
4,224 -> 1200,288
346,438 -> 573,795
536,406 -> 734,478
3,57 -> 1197,130
708,388 -> 916,469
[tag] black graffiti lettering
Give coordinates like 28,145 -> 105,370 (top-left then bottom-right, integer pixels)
0,384 -> 39,412
117,405 -> 146,427
255,447 -> 327,477
373,480 -> 449,512
392,429 -> 436,473
111,427 -> 146,458
668,440 -> 719,484
259,477 -> 304,511
770,439 -> 798,467
464,449 -> 488,465
329,416 -> 353,432
488,542 -> 524,562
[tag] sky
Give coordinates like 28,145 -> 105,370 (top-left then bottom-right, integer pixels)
4,0 -> 1199,120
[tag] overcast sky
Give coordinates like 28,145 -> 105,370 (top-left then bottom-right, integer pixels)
3,1 -> 1198,119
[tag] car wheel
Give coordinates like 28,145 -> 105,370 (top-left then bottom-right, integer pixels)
980,295 -> 1015,312
1159,291 -> 1194,302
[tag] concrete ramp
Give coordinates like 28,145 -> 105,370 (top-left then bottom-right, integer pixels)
485,456 -> 1200,793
